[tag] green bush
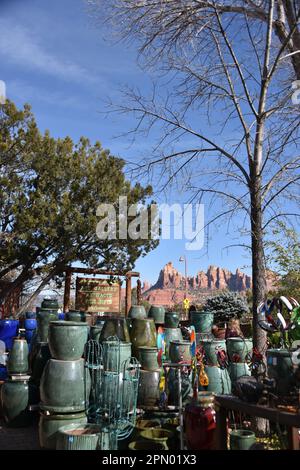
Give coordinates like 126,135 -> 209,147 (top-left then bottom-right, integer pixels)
203,292 -> 249,323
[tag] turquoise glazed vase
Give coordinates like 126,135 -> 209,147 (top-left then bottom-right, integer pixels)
202,339 -> 226,366
226,338 -> 253,362
230,429 -> 256,450
169,340 -> 191,364
190,311 -> 214,333
48,321 -> 88,361
165,312 -> 180,328
228,363 -> 250,386
199,366 -> 231,394
128,305 -> 147,319
7,338 -> 29,375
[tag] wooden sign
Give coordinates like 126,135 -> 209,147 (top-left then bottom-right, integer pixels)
75,277 -> 121,313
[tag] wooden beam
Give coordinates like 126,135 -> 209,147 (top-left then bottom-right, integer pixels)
65,266 -> 139,277
137,279 -> 142,305
215,405 -> 228,450
63,270 -> 72,313
125,275 -> 132,317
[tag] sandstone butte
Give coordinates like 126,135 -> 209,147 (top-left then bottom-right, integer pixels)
141,262 -> 276,308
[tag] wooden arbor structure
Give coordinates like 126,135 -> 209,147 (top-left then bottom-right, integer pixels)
63,266 -> 141,316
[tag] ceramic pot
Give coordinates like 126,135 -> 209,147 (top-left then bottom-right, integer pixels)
202,339 -> 227,366
165,312 -> 180,328
163,328 -> 183,359
40,358 -> 91,413
30,342 -> 51,385
102,340 -> 132,371
58,313 -> 65,320
184,392 -> 216,450
65,311 -> 86,322
230,429 -> 256,450
138,347 -> 159,371
0,379 -> 37,427
130,318 -> 157,358
25,312 -> 36,319
41,298 -> 58,310
0,319 -> 19,350
190,312 -> 214,333
0,365 -> 7,380
36,311 -> 58,342
56,423 -> 102,450
7,338 -> 29,374
25,329 -> 35,346
199,366 -> 231,394
24,318 -> 37,330
148,306 -> 165,324
128,305 -> 147,319
137,369 -> 161,408
169,340 -> 191,364
129,441 -> 165,451
89,325 -> 103,342
39,411 -> 88,449
167,368 -> 191,405
100,317 -> 130,343
135,419 -> 161,432
140,428 -> 173,450
228,363 -> 250,385
226,338 -> 253,363
99,370 -> 135,416
48,321 -> 88,361
266,349 -> 293,395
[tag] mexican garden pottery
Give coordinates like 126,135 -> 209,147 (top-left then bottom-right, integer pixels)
36,311 -> 58,342
0,379 -> 37,427
41,298 -> 59,310
199,366 -> 231,394
56,423 -> 102,450
65,310 -> 86,322
99,317 -> 130,343
102,340 -> 132,371
0,319 -> 19,350
164,312 -> 180,328
228,362 -> 250,385
190,312 -> 214,333
40,358 -> 91,413
137,369 -> 161,408
128,305 -> 147,320
7,338 -> 29,374
202,339 -> 226,366
266,349 -> 293,395
48,321 -> 88,361
39,411 -> 88,449
184,392 -> 216,450
169,340 -> 191,364
226,338 -> 253,362
130,318 -> 157,358
140,428 -> 173,450
163,328 -> 183,359
230,429 -> 256,450
148,306 -> 165,324
138,346 -> 159,371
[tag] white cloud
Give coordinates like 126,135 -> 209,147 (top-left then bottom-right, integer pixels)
0,20 -> 96,84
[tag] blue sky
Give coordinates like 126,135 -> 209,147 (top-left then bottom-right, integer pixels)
0,0 -> 253,285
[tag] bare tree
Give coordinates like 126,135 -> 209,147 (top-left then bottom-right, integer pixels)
89,0 -> 300,357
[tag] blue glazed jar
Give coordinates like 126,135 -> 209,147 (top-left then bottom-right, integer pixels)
0,319 -> 19,350
24,319 -> 37,330
58,312 -> 65,320
25,312 -> 36,319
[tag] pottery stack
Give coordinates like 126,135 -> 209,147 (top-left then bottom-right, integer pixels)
190,311 -> 214,343
167,339 -> 192,406
163,312 -> 183,360
137,345 -> 161,409
199,338 -> 232,395
226,337 -> 253,387
38,320 -> 90,449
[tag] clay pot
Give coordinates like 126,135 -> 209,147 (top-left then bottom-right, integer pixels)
202,339 -> 227,366
7,338 -> 29,375
40,358 -> 91,413
165,312 -> 180,328
230,429 -> 256,450
99,317 -> 130,343
137,369 -> 161,408
140,428 -> 173,450
169,340 -> 191,364
128,305 -> 147,319
190,312 -> 214,333
163,328 -> 183,359
184,392 -> 216,450
148,306 -> 165,324
130,319 -> 157,358
102,340 -> 132,371
39,411 -> 88,449
226,338 -> 253,363
48,321 -> 88,361
56,423 -> 102,450
199,366 -> 231,394
36,311 -> 58,342
0,319 -> 19,350
138,347 -> 159,371
0,379 -> 37,427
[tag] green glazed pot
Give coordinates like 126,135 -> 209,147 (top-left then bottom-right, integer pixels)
56,423 -> 102,450
130,319 -> 157,358
40,358 -> 91,413
148,306 -> 165,324
228,363 -> 250,385
0,379 -> 35,427
140,428 -> 173,450
41,298 -> 59,310
169,340 -> 191,364
36,311 -> 59,342
137,369 -> 161,408
190,312 -> 214,333
266,349 -> 293,395
48,321 -> 88,361
102,340 -> 132,371
138,347 -> 159,370
164,328 -> 183,359
128,305 -> 147,319
199,366 -> 231,394
7,338 -> 29,374
202,339 -> 226,366
100,317 -> 130,343
226,338 -> 253,363
230,429 -> 256,450
39,411 -> 88,449
165,312 -> 180,328
30,342 -> 51,385
129,440 -> 165,451
65,311 -> 86,322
